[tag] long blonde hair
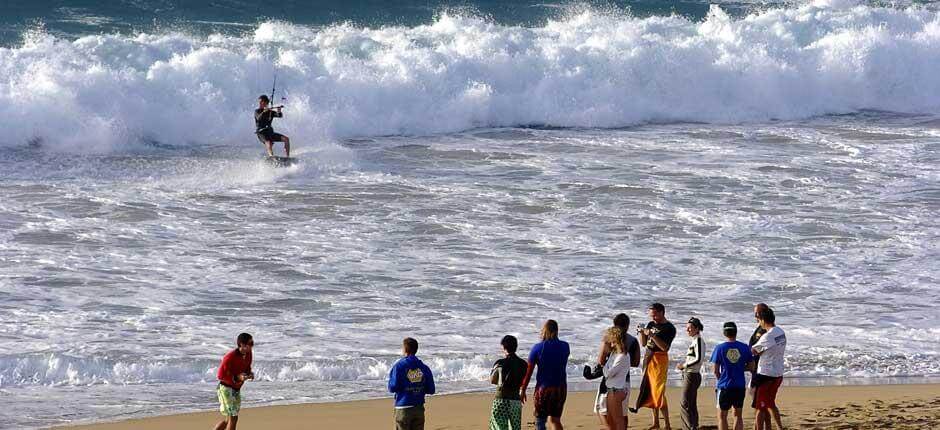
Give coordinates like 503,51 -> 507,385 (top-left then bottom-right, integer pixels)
541,319 -> 559,341
604,327 -> 625,353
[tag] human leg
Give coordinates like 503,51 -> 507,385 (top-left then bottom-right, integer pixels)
770,407 -> 784,429
508,399 -> 522,430
607,390 -> 626,430
681,372 -> 701,430
216,385 -> 240,430
535,416 -> 548,430
732,408 -> 743,430
649,408 -> 661,429
490,398 -> 517,430
718,409 -> 729,430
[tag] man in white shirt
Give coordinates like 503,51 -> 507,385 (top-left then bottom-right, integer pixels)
750,308 -> 786,430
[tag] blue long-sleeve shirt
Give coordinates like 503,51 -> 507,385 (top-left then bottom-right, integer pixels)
388,355 -> 435,408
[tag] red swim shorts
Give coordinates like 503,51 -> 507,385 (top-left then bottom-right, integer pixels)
753,374 -> 782,409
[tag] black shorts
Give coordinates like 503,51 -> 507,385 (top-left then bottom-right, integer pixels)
256,130 -> 285,144
716,387 -> 746,411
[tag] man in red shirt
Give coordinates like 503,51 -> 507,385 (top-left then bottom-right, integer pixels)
214,333 -> 254,430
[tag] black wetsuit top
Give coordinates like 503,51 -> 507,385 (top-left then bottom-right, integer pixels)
254,108 -> 282,134
492,354 -> 527,400
645,321 -> 677,352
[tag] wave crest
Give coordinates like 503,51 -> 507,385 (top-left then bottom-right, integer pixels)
2,4 -> 940,151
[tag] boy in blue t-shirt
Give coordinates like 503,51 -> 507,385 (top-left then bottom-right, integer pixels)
709,322 -> 754,430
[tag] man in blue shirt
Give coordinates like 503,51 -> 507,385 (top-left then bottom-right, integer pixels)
520,319 -> 570,430
709,322 -> 754,430
389,337 -> 436,430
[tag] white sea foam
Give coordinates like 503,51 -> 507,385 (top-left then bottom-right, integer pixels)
2,4 -> 940,151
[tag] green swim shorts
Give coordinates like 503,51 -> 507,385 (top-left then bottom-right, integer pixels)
218,384 -> 241,417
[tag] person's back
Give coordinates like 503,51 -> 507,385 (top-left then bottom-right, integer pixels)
529,338 -> 570,388
494,354 -> 527,400
490,335 -> 527,430
389,338 -> 435,430
389,354 -> 435,407
712,340 -> 752,390
710,322 -> 754,430
521,320 -> 570,430
754,326 -> 786,377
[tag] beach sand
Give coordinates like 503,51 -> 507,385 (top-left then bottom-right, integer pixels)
58,384 -> 939,430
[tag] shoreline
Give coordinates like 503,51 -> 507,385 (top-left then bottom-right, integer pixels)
55,382 -> 940,430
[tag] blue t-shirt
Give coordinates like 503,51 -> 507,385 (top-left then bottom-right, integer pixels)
709,340 -> 753,389
528,339 -> 570,388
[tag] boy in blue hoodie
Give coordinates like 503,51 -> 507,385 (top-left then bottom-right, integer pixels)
389,337 -> 436,430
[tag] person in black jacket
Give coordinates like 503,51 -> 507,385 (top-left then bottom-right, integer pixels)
490,335 -> 528,430
255,95 -> 291,157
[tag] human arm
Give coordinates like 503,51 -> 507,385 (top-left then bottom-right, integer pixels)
751,331 -> 773,356
603,354 -> 628,382
597,339 -> 611,365
629,339 -> 641,367
648,332 -> 670,351
519,361 -> 535,403
490,361 -> 501,385
388,363 -> 400,393
710,347 -> 721,380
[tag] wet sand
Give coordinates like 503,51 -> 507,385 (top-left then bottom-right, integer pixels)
57,383 -> 940,430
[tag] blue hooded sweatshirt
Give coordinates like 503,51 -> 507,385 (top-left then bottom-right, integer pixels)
388,355 -> 435,407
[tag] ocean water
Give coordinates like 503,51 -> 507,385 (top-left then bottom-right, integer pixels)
2,0 -> 940,428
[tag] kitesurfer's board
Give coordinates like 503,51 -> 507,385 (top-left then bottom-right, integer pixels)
264,156 -> 298,167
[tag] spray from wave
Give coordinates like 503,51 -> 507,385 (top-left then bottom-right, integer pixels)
1,1 -> 940,152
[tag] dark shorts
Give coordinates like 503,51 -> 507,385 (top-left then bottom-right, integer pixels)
394,404 -> 425,430
752,374 -> 783,410
256,130 -> 285,144
716,387 -> 746,411
533,385 -> 567,418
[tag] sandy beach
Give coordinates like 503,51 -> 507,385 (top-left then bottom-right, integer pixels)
59,383 -> 940,430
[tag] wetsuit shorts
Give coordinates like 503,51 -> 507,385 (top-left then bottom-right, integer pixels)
256,129 -> 285,144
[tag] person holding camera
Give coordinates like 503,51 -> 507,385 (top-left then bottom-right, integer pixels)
215,333 -> 255,430
632,303 -> 677,430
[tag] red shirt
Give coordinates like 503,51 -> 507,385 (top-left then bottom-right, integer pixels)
217,349 -> 252,390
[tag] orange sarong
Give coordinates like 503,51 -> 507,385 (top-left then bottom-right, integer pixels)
635,351 -> 669,410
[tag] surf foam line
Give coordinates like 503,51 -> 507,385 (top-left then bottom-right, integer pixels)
0,349 -> 937,388
1,2 -> 940,151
